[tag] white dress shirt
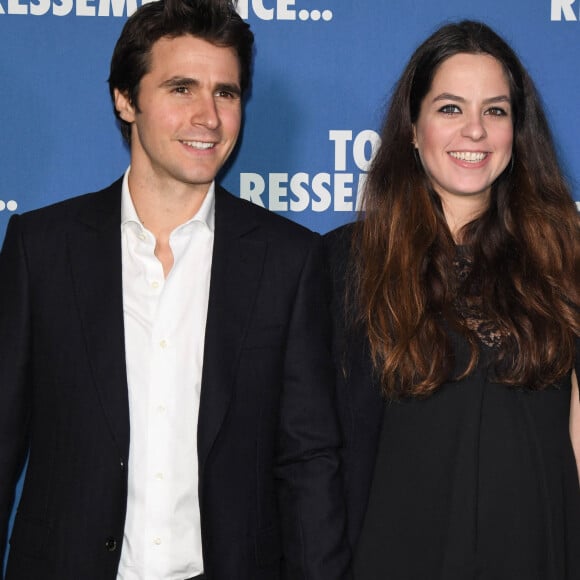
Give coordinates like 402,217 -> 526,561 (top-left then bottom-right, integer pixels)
117,170 -> 214,580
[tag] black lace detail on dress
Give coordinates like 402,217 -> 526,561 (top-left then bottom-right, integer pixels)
452,249 -> 504,350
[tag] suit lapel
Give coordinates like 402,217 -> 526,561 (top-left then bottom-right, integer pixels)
198,188 -> 267,471
64,182 -> 266,470
66,179 -> 130,461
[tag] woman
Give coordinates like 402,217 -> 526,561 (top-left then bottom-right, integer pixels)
326,20 -> 580,579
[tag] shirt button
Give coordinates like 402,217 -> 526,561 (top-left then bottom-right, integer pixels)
105,537 -> 117,552
151,280 -> 160,289
155,472 -> 164,481
157,405 -> 166,414
138,233 -> 146,241
153,537 -> 162,546
159,339 -> 167,349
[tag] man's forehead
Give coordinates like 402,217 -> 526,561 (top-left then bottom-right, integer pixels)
147,34 -> 241,80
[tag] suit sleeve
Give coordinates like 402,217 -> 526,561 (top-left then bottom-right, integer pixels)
0,215 -> 33,557
275,234 -> 351,580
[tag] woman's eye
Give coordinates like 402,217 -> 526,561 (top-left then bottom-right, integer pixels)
439,104 -> 461,115
486,106 -> 508,117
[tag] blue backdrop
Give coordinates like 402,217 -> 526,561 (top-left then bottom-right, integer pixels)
1,0 -> 579,565
1,0 -> 579,243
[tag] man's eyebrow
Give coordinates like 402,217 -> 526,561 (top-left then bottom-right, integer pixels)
215,82 -> 242,96
160,77 -> 241,96
160,76 -> 199,88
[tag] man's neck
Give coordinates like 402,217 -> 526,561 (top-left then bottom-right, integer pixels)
126,169 -> 213,278
127,170 -> 211,240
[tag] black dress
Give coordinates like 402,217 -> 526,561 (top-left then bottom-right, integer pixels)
354,338 -> 580,579
325,227 -> 580,580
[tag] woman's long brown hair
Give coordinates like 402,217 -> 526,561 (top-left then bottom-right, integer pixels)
354,21 -> 580,397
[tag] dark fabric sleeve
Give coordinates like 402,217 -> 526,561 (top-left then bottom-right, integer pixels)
322,225 -> 385,558
0,214 -> 33,557
275,234 -> 352,580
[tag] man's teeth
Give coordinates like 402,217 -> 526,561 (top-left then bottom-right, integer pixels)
182,140 -> 215,150
449,151 -> 487,162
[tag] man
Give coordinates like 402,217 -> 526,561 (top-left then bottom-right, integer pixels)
0,0 -> 349,578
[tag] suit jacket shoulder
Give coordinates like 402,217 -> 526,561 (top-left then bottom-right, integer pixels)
324,222 -> 356,302
216,185 -> 317,244
11,178 -> 122,237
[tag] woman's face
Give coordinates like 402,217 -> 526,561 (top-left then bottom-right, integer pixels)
413,52 -> 513,214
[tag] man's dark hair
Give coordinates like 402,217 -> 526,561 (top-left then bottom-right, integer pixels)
108,0 -> 254,143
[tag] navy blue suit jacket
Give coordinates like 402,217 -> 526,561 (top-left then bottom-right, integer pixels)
0,179 -> 349,579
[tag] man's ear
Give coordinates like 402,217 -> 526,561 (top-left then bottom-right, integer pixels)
114,89 -> 136,123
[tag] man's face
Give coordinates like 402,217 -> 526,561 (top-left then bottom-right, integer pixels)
115,35 -> 242,196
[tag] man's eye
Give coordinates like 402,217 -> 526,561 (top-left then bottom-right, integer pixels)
173,86 -> 189,94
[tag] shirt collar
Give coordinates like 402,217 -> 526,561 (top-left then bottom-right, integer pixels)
120,167 -> 216,233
